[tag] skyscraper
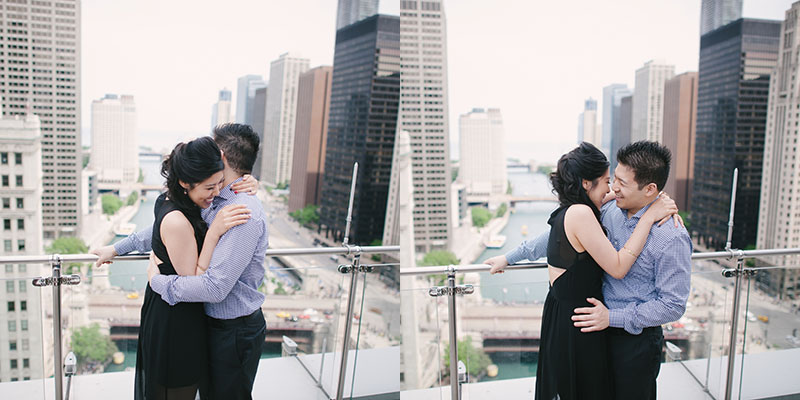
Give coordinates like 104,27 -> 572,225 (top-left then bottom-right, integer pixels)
288,66 -> 332,213
210,89 -> 233,130
662,72 -> 698,211
578,98 -> 599,146
262,53 -> 310,187
459,108 -> 507,203
700,0 -> 743,35
611,95 -> 633,174
631,60 -> 675,143
384,0 -> 452,253
235,75 -> 266,125
336,0 -> 380,30
757,3 -> 800,299
0,111 -> 47,382
693,18 -> 780,249
90,94 -> 138,195
602,84 -> 632,157
0,0 -> 82,240
320,15 -> 400,244
250,86 -> 268,181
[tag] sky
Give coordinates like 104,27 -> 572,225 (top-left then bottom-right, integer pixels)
82,0 -> 794,161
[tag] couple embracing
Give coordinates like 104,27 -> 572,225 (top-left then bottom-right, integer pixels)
91,123 -> 268,400
486,141 -> 692,400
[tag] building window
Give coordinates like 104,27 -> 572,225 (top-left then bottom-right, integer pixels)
16,198 -> 23,209
20,320 -> 27,331
4,240 -> 11,252
18,264 -> 26,273
4,264 -> 12,273
14,153 -> 21,165
6,281 -> 14,293
15,175 -> 22,187
9,341 -> 17,351
2,175 -> 8,187
3,219 -> 10,230
17,219 -> 24,230
19,281 -> 26,293
21,339 -> 29,351
23,358 -> 29,368
17,240 -> 25,251
0,152 -> 7,164
8,321 -> 16,332
20,301 -> 26,311
10,359 -> 18,369
2,198 -> 9,209
7,302 -> 14,312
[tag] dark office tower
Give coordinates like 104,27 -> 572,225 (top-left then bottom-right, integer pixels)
289,66 -> 333,213
662,72 -> 698,211
611,95 -> 633,175
320,15 -> 400,244
692,19 -> 780,249
0,0 -> 82,239
251,86 -> 268,180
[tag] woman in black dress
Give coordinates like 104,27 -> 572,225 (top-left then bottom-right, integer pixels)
535,142 -> 675,400
135,137 -> 251,400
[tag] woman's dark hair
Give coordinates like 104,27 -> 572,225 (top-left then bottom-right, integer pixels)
161,136 -> 224,235
549,142 -> 609,222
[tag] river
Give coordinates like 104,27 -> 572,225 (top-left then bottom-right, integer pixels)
477,170 -> 559,381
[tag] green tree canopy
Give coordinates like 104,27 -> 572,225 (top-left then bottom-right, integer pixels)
70,323 -> 118,371
289,204 -> 319,227
419,250 -> 459,267
495,203 -> 508,218
443,336 -> 492,376
471,207 -> 492,228
101,194 -> 123,215
47,237 -> 88,274
126,191 -> 139,206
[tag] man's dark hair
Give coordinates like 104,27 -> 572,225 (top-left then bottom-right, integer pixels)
212,123 -> 260,175
616,140 -> 671,191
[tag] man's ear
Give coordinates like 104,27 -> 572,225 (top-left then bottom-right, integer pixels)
644,182 -> 659,197
220,149 -> 227,162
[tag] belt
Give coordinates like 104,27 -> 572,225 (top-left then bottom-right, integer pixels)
207,308 -> 263,328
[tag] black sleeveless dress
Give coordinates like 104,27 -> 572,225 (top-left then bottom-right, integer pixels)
535,206 -> 613,399
134,194 -> 209,399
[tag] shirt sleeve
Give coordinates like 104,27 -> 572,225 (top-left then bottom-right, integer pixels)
608,234 -> 692,334
504,228 -> 550,264
113,226 -> 153,255
150,217 -> 265,305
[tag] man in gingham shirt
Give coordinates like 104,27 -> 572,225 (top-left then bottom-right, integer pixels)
93,124 -> 268,400
486,141 -> 692,400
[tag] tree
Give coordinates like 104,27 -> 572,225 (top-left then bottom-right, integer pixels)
369,239 -> 382,261
443,336 -> 492,377
471,207 -> 492,228
70,323 -> 118,372
537,165 -> 554,175
495,203 -> 508,218
289,204 -> 319,227
126,191 -> 139,206
677,211 -> 690,231
101,194 -> 123,215
47,237 -> 88,274
419,250 -> 459,267
276,182 -> 288,190
506,180 -> 513,195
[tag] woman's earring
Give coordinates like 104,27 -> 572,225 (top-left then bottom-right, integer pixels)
183,189 -> 187,195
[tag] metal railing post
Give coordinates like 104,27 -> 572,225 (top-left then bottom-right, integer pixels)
51,254 -> 64,400
446,267 -> 459,400
723,256 -> 745,400
336,253 -> 361,400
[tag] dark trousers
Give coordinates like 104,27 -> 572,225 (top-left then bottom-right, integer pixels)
207,309 -> 266,400
607,326 -> 663,400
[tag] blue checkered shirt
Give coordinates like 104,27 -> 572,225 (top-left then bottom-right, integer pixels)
505,200 -> 692,334
115,179 -> 269,319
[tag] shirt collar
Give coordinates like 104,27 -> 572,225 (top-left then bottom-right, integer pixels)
624,199 -> 656,223
213,177 -> 243,204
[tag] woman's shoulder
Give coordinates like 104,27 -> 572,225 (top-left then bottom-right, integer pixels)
564,203 -> 594,219
159,209 -> 193,234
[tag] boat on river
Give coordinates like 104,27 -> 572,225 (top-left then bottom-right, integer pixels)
114,222 -> 136,236
485,235 -> 507,249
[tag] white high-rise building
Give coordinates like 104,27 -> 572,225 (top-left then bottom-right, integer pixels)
235,75 -> 267,125
459,108 -> 507,202
0,0 -> 82,240
578,98 -> 599,147
210,89 -> 233,131
261,53 -> 309,186
384,0 -> 452,253
602,84 -> 631,156
0,111 -> 49,382
700,0 -> 743,35
336,0 -> 379,29
757,2 -> 800,299
632,59 -> 675,143
90,95 -> 138,193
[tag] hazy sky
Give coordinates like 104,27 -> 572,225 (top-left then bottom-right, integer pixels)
81,0 -> 397,152
83,0 -> 794,161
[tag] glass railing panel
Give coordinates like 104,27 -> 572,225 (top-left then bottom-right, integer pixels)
399,272 -> 446,398
739,263 -> 800,399
0,270 -> 50,399
346,262 -> 401,397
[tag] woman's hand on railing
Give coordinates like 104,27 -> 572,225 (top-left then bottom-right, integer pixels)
89,245 -> 118,268
485,255 -> 509,274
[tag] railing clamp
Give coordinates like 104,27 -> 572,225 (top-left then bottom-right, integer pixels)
32,254 -> 81,287
429,284 -> 474,297
721,268 -> 757,278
